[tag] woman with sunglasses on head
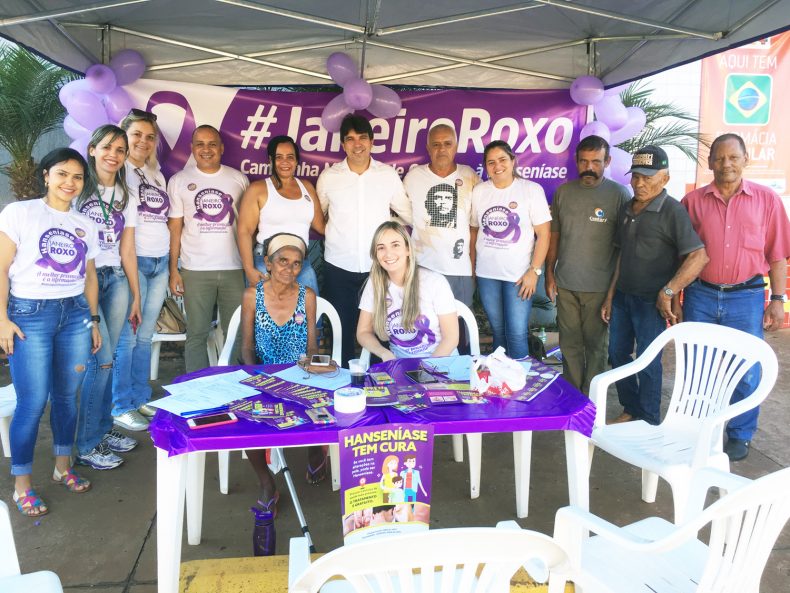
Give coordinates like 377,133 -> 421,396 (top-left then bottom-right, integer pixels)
74,124 -> 142,471
239,233 -> 329,523
357,221 -> 459,361
0,148 -> 101,516
237,135 -> 325,291
111,110 -> 170,432
470,140 -> 551,359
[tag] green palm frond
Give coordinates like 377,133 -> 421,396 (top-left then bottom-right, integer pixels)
0,44 -> 77,198
611,80 -> 710,164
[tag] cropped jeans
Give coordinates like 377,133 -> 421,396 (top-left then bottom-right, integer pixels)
477,277 -> 533,359
113,255 -> 169,415
7,295 -> 93,475
75,266 -> 130,456
683,279 -> 765,440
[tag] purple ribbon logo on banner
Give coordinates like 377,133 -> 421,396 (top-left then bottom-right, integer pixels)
36,228 -> 88,276
194,188 -> 235,224
146,91 -> 196,180
387,311 -> 436,350
481,206 -> 521,243
138,184 -> 170,215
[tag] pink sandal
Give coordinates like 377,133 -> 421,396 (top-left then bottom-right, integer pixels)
52,467 -> 92,493
13,489 -> 49,517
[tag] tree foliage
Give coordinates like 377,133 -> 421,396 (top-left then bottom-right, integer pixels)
616,80 -> 710,164
0,44 -> 76,199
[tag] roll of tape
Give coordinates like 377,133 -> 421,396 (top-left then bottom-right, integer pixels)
334,387 -> 366,414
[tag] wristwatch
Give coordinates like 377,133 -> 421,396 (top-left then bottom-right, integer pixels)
91,314 -> 101,323
531,267 -> 542,276
662,286 -> 675,298
770,294 -> 787,302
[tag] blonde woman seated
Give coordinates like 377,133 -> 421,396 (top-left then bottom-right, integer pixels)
357,221 -> 459,361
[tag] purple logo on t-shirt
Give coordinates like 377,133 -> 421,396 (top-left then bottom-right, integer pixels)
36,228 -> 88,276
387,310 -> 436,350
481,205 -> 521,242
194,188 -> 235,224
79,199 -> 125,235
138,184 -> 170,215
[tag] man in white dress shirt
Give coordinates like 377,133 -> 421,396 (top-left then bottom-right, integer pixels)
317,114 -> 411,364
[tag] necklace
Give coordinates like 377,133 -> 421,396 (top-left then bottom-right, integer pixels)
96,185 -> 117,227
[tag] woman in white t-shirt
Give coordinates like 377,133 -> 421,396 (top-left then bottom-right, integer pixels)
111,109 -> 171,431
237,135 -> 325,293
0,148 -> 101,516
74,124 -> 143,471
470,140 -> 551,359
357,221 -> 458,361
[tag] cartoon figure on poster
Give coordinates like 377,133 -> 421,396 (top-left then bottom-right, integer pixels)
339,424 -> 434,544
401,454 -> 428,503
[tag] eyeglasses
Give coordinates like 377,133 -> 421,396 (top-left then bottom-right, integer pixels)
127,108 -> 157,121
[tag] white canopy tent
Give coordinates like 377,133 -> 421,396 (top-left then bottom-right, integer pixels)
2,1 -> 789,89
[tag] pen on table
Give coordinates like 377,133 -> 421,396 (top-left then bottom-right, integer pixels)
182,406 -> 229,418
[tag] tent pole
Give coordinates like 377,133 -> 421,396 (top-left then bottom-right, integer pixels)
376,2 -> 544,36
214,0 -> 365,34
728,0 -> 783,36
0,0 -> 150,27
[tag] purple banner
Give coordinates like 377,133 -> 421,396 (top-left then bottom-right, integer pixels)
339,423 -> 434,544
133,80 -> 585,197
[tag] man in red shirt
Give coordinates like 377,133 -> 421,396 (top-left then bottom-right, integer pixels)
682,133 -> 790,461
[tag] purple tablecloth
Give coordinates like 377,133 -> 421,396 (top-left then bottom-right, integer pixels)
149,359 -> 595,457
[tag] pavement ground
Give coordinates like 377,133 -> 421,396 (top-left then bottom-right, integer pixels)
1,330 -> 788,593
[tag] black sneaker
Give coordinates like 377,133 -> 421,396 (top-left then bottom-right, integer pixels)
724,438 -> 750,461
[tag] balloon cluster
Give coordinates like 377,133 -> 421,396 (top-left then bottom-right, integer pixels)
59,50 -> 147,156
569,76 -> 646,185
321,52 -> 402,132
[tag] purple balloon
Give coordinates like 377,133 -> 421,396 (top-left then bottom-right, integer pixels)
85,64 -> 117,95
579,120 -> 611,143
367,85 -> 402,119
69,135 -> 90,159
343,78 -> 373,110
104,86 -> 134,122
59,79 -> 92,110
569,75 -> 604,106
63,115 -> 90,140
326,52 -> 357,87
606,146 -> 632,185
68,89 -> 111,130
594,95 -> 628,130
609,106 -> 647,145
110,49 -> 146,86
321,94 -> 354,132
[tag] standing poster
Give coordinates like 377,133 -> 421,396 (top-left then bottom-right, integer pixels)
697,31 -> 790,199
339,424 -> 433,544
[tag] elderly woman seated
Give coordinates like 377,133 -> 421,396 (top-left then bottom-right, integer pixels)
239,232 -> 328,523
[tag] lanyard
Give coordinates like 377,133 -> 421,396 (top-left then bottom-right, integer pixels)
97,186 -> 117,227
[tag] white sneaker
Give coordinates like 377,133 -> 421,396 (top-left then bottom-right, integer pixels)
76,442 -> 124,470
138,403 -> 158,418
113,410 -> 150,431
103,429 -> 138,453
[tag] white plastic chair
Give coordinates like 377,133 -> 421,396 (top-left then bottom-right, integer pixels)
289,524 -> 570,593
588,322 -> 778,523
554,466 -> 790,593
0,384 -> 15,458
360,300 -> 489,499
149,292 -> 220,380
0,500 -> 63,592
216,297 -> 344,493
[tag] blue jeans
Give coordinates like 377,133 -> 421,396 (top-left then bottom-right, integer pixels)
254,252 -> 319,296
76,266 -> 130,455
477,277 -> 533,359
113,255 -> 169,415
7,295 -> 93,475
608,290 -> 667,425
683,280 -> 765,440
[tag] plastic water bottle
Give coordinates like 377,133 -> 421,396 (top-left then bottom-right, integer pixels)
251,505 -> 276,556
538,327 -> 547,344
